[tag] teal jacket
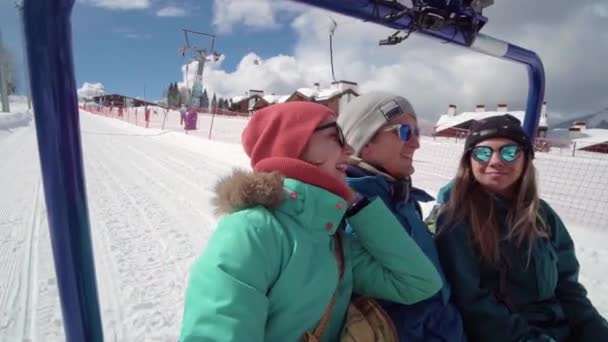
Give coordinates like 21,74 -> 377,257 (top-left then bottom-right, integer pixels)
180,171 -> 443,342
435,183 -> 608,342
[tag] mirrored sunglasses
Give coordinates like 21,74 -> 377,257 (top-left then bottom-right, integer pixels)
383,123 -> 419,142
470,144 -> 522,163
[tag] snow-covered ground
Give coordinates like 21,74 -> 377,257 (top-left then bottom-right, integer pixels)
0,102 -> 607,341
0,96 -> 33,141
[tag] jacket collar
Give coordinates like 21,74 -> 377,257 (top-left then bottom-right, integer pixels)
278,178 -> 348,238
346,163 -> 434,204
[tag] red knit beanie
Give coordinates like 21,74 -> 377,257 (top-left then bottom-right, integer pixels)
242,101 -> 353,201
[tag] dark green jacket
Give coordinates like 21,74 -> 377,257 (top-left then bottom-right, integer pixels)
435,184 -> 608,342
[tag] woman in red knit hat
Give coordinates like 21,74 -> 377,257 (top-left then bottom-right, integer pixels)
180,101 -> 442,342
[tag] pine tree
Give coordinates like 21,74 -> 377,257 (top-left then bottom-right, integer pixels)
173,83 -> 179,106
211,93 -> 217,109
174,83 -> 181,107
202,89 -> 209,108
168,83 -> 177,106
178,85 -> 183,107
166,83 -> 173,106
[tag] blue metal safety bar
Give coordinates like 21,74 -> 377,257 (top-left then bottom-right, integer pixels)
293,0 -> 546,141
23,0 -> 103,341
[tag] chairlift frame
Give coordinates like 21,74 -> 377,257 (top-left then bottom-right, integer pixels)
20,0 -> 544,341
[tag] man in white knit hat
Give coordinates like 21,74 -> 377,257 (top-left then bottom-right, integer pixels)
338,91 -> 466,342
339,91 -> 419,178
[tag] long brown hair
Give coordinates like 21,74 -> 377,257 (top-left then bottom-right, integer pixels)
443,151 -> 549,265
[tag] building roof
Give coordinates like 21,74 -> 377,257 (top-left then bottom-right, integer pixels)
316,88 -> 347,101
295,87 -> 317,99
292,85 -> 357,102
571,128 -> 608,144
436,110 -> 526,132
231,95 -> 248,103
91,93 -> 159,108
229,82 -> 357,107
263,94 -> 289,104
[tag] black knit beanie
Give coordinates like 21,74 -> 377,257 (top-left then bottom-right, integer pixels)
464,114 -> 534,158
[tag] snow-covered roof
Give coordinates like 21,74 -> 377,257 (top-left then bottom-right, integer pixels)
77,82 -> 105,99
571,129 -> 608,144
231,95 -> 248,103
263,94 -> 290,104
230,84 -> 352,106
295,87 -> 318,99
316,88 -> 344,101
435,111 -> 525,132
294,85 -> 353,101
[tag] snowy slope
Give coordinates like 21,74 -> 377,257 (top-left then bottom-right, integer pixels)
0,108 -> 606,341
0,96 -> 33,137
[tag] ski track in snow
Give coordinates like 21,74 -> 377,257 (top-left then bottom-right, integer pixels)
81,114 -> 229,341
0,125 -> 57,341
0,111 -> 606,341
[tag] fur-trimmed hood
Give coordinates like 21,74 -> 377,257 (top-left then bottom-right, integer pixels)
212,169 -> 285,216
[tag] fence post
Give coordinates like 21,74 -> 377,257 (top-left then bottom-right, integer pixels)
572,142 -> 576,157
208,110 -> 216,140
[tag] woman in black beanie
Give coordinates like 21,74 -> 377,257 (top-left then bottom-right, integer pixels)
435,114 -> 608,342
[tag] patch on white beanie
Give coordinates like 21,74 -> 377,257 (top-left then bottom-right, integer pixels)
338,91 -> 416,155
379,100 -> 404,121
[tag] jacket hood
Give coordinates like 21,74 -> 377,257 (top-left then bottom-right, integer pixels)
436,179 -> 455,205
212,169 -> 285,216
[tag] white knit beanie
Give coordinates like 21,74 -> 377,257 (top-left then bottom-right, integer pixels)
338,91 -> 416,155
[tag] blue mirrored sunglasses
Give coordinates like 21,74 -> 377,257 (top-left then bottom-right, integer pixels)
383,124 -> 419,142
470,144 -> 522,163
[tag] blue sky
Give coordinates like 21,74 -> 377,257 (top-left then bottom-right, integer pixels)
1,0 -> 607,121
1,0 -> 299,100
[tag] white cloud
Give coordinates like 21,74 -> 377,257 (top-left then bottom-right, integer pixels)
156,6 -> 187,17
211,0 -> 304,33
212,0 -> 277,33
203,0 -> 608,122
590,3 -> 608,18
79,0 -> 149,10
178,53 -> 305,97
78,82 -> 105,99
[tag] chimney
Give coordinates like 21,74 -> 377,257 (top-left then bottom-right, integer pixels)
497,104 -> 508,112
331,80 -> 358,93
475,104 -> 486,113
249,89 -> 264,97
538,101 -> 548,128
573,120 -> 587,131
447,104 -> 457,116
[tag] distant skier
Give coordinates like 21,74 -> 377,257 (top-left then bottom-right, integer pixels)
180,104 -> 187,126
